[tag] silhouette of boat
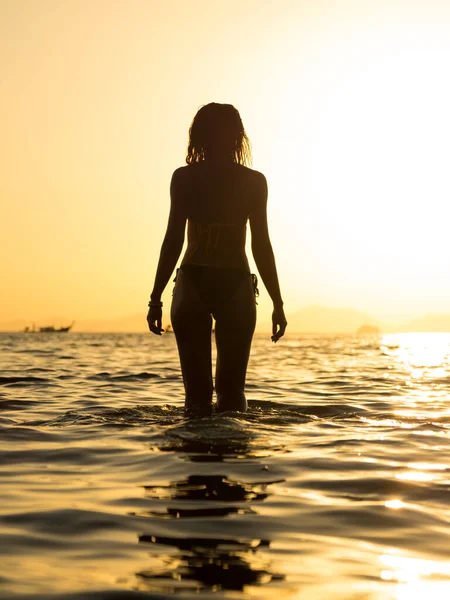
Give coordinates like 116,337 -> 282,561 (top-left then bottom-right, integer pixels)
24,321 -> 75,333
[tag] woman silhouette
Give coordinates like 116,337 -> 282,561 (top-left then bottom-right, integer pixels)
147,103 -> 286,417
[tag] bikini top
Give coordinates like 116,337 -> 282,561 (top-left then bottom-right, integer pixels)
187,219 -> 247,258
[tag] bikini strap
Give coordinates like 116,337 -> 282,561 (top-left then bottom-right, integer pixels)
251,273 -> 259,304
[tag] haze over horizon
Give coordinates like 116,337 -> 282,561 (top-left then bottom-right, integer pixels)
3,304 -> 450,334
2,0 -> 450,327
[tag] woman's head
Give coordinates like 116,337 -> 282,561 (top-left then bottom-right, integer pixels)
186,103 -> 251,166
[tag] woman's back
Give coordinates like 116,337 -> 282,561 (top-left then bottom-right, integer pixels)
181,162 -> 257,225
179,162 -> 261,269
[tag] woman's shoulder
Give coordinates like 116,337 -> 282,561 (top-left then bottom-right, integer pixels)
237,164 -> 266,184
237,166 -> 267,199
232,164 -> 266,187
171,165 -> 191,179
171,163 -> 266,188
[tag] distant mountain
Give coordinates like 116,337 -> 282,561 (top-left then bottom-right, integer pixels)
0,307 -> 386,334
284,305 -> 384,333
398,313 -> 450,332
357,324 -> 381,334
3,308 -> 450,334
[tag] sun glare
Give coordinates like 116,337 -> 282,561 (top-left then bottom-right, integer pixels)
381,333 -> 450,375
262,23 -> 450,317
379,552 -> 450,600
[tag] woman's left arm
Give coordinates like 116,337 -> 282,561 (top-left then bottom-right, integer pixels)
147,168 -> 186,335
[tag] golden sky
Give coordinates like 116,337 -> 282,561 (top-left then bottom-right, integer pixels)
1,0 -> 450,329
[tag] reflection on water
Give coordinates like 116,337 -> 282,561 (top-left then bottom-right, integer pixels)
379,551 -> 450,600
381,332 -> 450,377
380,333 -> 450,424
137,534 -> 280,593
134,463 -> 284,592
376,334 -> 450,598
143,474 -> 274,505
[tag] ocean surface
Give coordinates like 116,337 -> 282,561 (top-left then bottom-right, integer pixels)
1,331 -> 450,600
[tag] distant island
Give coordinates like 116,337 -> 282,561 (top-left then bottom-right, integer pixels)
356,324 -> 380,334
283,305 -> 383,334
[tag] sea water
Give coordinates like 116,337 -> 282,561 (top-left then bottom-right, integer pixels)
0,332 -> 449,599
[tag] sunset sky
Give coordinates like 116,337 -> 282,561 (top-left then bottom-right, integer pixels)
2,0 -> 450,330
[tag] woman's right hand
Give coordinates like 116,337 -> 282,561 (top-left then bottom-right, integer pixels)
147,306 -> 164,335
271,305 -> 287,343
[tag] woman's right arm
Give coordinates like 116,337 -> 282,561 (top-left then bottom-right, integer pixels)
147,168 -> 186,335
249,172 -> 287,342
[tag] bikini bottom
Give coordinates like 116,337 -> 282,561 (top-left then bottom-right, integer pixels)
177,264 -> 259,314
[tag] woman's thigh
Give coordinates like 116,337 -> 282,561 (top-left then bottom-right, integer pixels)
214,276 -> 256,393
170,269 -> 213,400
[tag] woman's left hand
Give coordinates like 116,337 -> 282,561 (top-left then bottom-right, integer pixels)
147,306 -> 164,335
271,305 -> 287,343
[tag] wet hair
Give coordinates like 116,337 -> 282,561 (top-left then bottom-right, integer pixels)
186,103 -> 252,166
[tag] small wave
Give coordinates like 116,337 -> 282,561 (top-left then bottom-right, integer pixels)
0,508 -> 134,536
247,399 -> 370,420
1,592 -> 169,600
0,445 -> 129,466
0,399 -> 41,410
14,348 -> 56,355
0,417 -> 18,425
31,401 -> 371,431
302,475 -> 450,504
86,372 -> 160,381
43,405 -> 183,427
0,425 -> 59,442
0,376 -> 51,385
